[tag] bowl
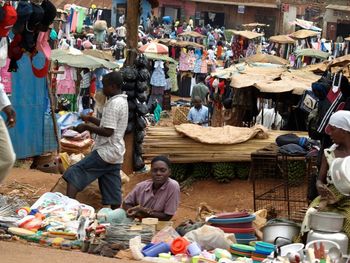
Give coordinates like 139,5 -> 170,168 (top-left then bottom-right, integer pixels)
310,212 -> 345,233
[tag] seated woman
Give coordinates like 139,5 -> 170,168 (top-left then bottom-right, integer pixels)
122,156 -> 180,221
309,110 -> 350,238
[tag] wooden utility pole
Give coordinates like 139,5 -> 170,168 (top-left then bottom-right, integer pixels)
123,0 -> 141,175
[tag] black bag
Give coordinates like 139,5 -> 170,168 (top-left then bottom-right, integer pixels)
138,68 -> 151,82
125,89 -> 135,99
222,86 -> 233,109
125,121 -> 135,134
136,81 -> 148,92
136,116 -> 147,130
122,81 -> 136,91
136,101 -> 148,116
128,110 -> 135,121
134,143 -> 143,155
133,153 -> 145,171
135,130 -> 145,143
128,99 -> 136,111
121,66 -> 138,82
136,91 -> 147,103
135,54 -> 149,69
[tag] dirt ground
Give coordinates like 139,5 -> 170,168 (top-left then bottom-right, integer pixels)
0,167 -> 254,225
0,167 -> 253,262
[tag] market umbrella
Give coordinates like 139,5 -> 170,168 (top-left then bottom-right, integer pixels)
178,31 -> 205,38
290,29 -> 319,39
245,54 -> 289,65
144,52 -> 178,64
227,30 -> 263,40
139,42 -> 169,54
51,48 -> 119,69
295,49 -> 329,60
83,49 -> 115,62
269,35 -> 295,44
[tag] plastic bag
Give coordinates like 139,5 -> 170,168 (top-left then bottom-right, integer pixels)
184,225 -> 234,250
0,37 -> 8,67
136,101 -> 149,116
133,153 -> 145,171
138,68 -> 151,81
136,92 -> 147,103
122,81 -> 136,91
122,66 -> 138,82
151,226 -> 180,244
136,116 -> 147,130
129,236 -> 145,260
137,81 -> 148,92
135,130 -> 145,143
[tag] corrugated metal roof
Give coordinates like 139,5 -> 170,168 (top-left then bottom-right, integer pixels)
326,4 -> 350,12
188,0 -> 278,8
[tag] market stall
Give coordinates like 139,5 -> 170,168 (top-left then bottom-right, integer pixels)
294,48 -> 330,69
268,34 -> 296,60
227,30 -> 263,61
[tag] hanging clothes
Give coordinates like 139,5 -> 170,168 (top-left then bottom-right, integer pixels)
187,50 -> 195,71
193,49 -> 202,74
179,49 -> 190,71
150,60 -> 166,87
76,7 -> 86,33
1,59 -> 12,93
56,66 -> 77,95
200,51 -> 208,74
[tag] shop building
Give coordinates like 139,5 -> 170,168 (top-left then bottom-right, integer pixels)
323,4 -> 350,41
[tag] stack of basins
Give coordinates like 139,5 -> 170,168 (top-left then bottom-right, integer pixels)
230,244 -> 255,259
252,242 -> 275,263
208,212 -> 256,244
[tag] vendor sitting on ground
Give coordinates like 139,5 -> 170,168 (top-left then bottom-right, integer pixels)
63,71 -> 128,209
187,96 -> 209,127
122,156 -> 180,221
303,110 -> 350,241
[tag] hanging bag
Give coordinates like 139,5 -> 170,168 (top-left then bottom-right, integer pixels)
0,37 -> 8,67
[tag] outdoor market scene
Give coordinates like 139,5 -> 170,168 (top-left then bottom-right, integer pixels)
3,0 -> 350,262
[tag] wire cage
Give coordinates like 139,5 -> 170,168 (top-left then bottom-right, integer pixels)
251,149 -> 316,222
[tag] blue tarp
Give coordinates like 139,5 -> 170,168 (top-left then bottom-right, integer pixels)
8,53 -> 57,158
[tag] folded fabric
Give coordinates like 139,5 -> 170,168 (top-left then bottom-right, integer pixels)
276,133 -> 308,148
279,143 -> 307,156
60,138 -> 93,149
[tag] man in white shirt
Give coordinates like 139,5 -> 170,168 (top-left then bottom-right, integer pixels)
0,84 -> 16,182
63,71 -> 128,209
117,24 -> 127,40
187,96 -> 209,127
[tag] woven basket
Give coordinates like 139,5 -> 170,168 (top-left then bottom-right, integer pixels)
172,106 -> 190,125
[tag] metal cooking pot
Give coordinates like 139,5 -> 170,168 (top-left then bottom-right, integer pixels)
310,212 -> 345,233
307,230 -> 349,255
262,220 -> 300,245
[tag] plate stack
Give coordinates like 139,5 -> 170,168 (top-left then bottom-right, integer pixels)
208,212 -> 256,244
230,244 -> 255,258
251,242 -> 275,263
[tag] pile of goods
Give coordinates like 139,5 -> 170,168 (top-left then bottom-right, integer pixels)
120,54 -> 150,171
60,130 -> 93,155
208,212 -> 257,244
170,162 -> 250,185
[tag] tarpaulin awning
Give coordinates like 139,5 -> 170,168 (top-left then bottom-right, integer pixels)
290,29 -> 319,39
302,61 -> 329,73
188,0 -> 278,8
230,64 -> 284,88
178,31 -> 206,38
295,48 -> 329,60
269,35 -> 295,44
144,53 -> 178,64
82,49 -> 115,61
327,54 -> 350,68
291,18 -> 322,32
245,54 -> 289,65
51,48 -> 119,69
326,4 -> 350,12
158,39 -> 205,48
242,23 -> 267,27
227,30 -> 263,39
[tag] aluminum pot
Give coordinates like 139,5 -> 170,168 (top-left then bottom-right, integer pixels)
307,230 -> 348,255
309,212 -> 345,233
262,220 -> 300,245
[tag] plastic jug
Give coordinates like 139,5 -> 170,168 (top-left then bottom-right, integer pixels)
142,242 -> 171,257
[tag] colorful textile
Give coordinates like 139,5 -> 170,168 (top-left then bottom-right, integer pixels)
0,59 -> 11,93
56,66 -> 77,94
